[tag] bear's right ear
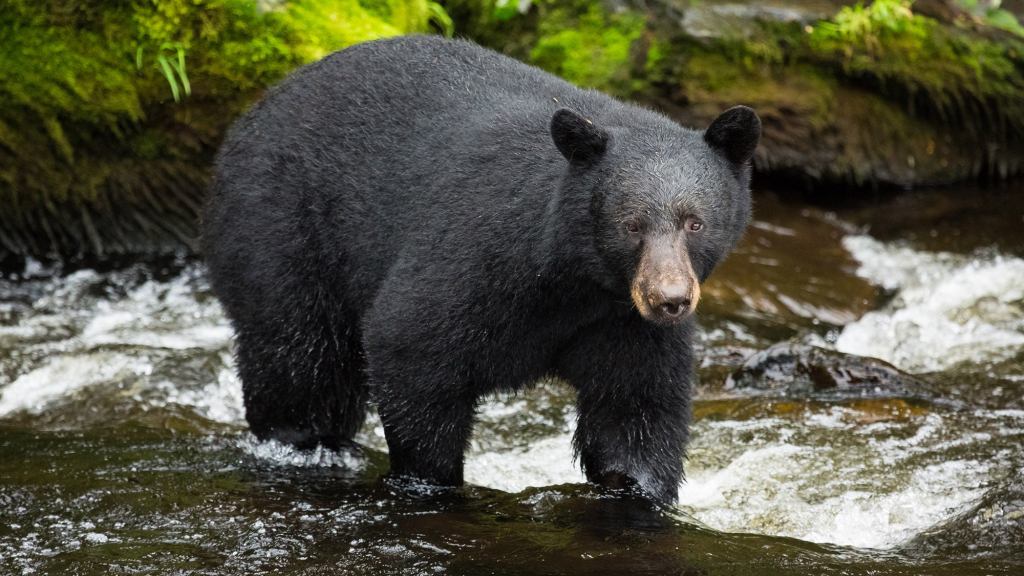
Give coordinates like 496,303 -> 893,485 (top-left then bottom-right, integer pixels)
704,105 -> 761,168
550,108 -> 609,165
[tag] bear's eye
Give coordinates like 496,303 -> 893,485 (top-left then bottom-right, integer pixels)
686,218 -> 704,233
624,220 -> 641,235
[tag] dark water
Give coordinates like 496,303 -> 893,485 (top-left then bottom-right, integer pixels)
1,186 -> 1022,575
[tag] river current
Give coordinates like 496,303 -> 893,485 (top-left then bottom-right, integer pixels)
1,187 -> 1022,575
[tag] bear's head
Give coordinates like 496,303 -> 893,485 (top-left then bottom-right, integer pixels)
551,105 -> 760,325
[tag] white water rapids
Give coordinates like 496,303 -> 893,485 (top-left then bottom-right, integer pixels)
2,229 -> 1022,551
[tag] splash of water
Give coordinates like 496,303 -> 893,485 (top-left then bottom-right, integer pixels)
836,236 -> 1024,373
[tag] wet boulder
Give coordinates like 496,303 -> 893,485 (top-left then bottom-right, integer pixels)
907,477 -> 1024,562
726,341 -> 931,399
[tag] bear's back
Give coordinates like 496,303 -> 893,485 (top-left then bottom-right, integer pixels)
216,36 -> 617,177
204,36 -> 679,316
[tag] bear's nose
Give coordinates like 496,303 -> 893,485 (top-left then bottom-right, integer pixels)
652,283 -> 692,319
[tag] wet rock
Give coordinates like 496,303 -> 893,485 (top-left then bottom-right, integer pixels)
673,0 -> 838,39
726,341 -> 930,399
907,477 -> 1024,562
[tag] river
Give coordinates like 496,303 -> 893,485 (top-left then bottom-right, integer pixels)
1,185 -> 1022,575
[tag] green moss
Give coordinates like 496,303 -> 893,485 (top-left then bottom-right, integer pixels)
528,1 -> 647,93
5,0 -> 1024,259
804,0 -> 1024,137
491,0 -> 670,96
652,0 -> 1024,175
469,0 -> 1022,138
279,0 -> 424,62
0,0 -> 450,258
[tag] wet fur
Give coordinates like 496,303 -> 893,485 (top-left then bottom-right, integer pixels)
202,36 -> 756,503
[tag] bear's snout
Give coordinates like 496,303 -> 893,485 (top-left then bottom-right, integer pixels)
650,280 -> 696,320
630,234 -> 701,325
636,275 -> 699,324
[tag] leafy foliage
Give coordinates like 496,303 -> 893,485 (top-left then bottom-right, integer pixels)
957,0 -> 1024,36
440,0 -> 657,94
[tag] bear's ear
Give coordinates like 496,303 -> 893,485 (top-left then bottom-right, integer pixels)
550,108 -> 609,165
704,105 -> 761,167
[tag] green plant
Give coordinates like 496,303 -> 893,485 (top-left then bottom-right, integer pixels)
137,43 -> 191,102
811,0 -> 927,53
957,0 -> 1024,36
805,0 -> 1024,137
429,1 -> 456,36
493,0 -> 527,21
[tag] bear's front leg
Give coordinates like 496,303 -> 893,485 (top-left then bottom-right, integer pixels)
558,317 -> 695,504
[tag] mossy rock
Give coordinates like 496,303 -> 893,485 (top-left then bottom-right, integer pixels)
444,0 -> 1024,191
0,0 -> 449,263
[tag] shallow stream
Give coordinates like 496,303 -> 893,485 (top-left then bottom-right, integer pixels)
2,186 -> 1022,575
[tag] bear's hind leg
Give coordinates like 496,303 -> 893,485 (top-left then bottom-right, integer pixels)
363,321 -> 478,484
234,312 -> 368,451
373,378 -> 478,485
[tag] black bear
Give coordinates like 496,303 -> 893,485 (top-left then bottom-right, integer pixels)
202,35 -> 759,503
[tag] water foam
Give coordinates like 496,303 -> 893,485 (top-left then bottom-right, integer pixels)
465,434 -> 582,492
675,409 -> 999,549
836,236 -> 1024,373
0,264 -> 235,418
78,267 -> 231,350
0,353 -> 153,416
238,436 -> 365,469
161,359 -> 245,425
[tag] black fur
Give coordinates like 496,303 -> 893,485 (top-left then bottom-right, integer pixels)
550,108 -> 609,164
704,105 -> 761,168
202,35 -> 758,503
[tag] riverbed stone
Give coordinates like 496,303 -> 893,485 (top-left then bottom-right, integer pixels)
908,477 -> 1024,561
726,341 -> 930,398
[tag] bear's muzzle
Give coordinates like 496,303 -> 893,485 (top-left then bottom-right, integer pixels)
631,233 -> 701,325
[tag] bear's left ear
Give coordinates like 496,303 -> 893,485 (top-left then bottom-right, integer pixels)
550,108 -> 609,165
704,105 -> 761,167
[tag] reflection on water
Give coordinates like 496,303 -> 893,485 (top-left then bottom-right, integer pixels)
1,188 -> 1022,574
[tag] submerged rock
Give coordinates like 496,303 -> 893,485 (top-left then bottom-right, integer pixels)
907,476 -> 1024,562
726,341 -> 931,399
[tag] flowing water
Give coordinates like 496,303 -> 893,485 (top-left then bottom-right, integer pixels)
1,186 -> 1022,575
